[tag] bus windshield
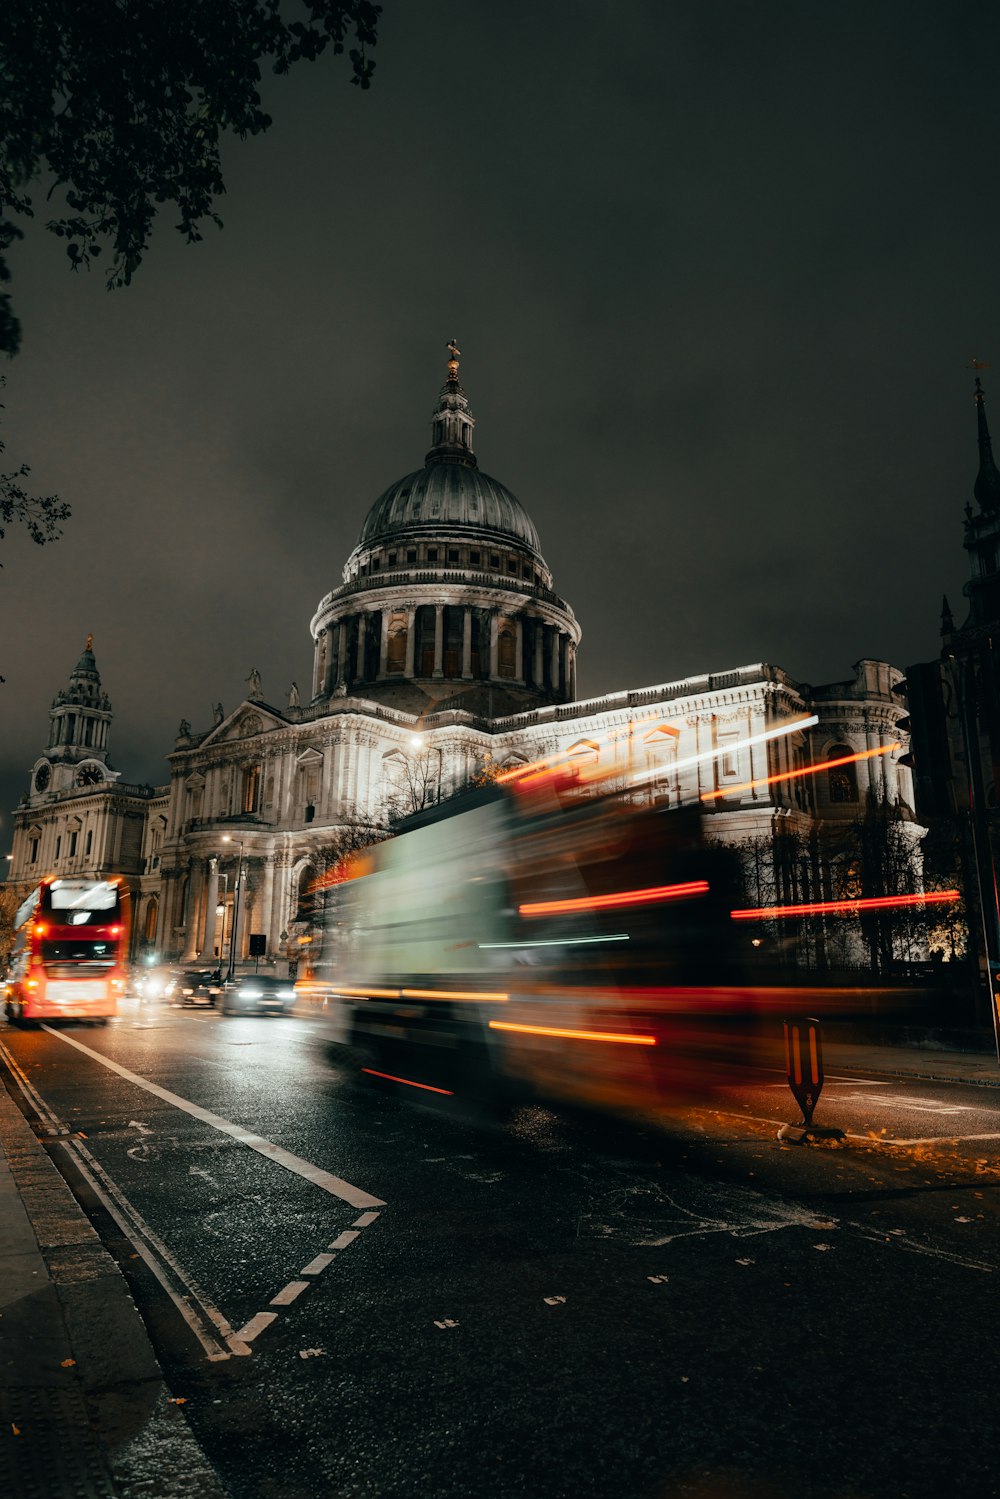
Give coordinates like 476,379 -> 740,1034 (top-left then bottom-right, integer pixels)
42,880 -> 121,926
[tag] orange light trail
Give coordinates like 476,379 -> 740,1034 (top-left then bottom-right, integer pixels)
519,879 -> 709,917
330,985 -> 509,1002
361,1068 -> 454,1095
489,1020 -> 656,1046
700,742 -> 901,801
400,988 -> 509,1002
731,889 -> 961,921
495,715 -> 670,786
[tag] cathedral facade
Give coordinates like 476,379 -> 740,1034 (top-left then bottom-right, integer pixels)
5,351 -> 916,973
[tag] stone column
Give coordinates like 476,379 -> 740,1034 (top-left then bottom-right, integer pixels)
336,619 -> 349,690
355,614 -> 367,683
232,865 -> 250,968
326,623 -> 338,692
182,861 -> 205,960
201,857 -> 219,958
550,630 -> 561,694
514,618 -> 524,682
433,605 -> 445,678
258,856 -> 276,958
378,613 -> 390,679
489,611 -> 500,678
404,608 -> 416,677
569,644 -> 577,699
461,609 -> 473,678
534,620 -> 544,687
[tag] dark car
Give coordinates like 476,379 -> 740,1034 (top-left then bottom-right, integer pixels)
176,969 -> 223,1007
221,974 -> 297,1016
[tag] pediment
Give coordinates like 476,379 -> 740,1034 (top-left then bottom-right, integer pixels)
295,747 -> 324,767
201,701 -> 288,746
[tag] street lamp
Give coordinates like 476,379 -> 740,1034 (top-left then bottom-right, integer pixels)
222,836 -> 244,983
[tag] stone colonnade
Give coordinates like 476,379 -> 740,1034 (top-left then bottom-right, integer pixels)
173,852 -> 295,968
313,604 -> 577,701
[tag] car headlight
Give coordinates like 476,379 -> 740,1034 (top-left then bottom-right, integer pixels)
240,988 -> 263,1000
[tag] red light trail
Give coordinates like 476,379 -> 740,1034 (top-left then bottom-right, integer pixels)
731,890 -> 961,921
519,879 -> 709,918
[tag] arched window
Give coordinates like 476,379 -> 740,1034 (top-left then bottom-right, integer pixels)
294,864 -> 317,925
827,745 -> 858,803
144,899 -> 158,942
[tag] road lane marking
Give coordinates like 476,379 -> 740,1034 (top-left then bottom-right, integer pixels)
301,1253 -> 336,1276
876,1131 -> 1000,1146
841,1093 -> 977,1114
328,1229 -> 360,1250
41,1025 -> 385,1209
271,1280 -> 310,1306
239,1200 -> 380,1347
0,1040 -> 249,1361
237,1312 -> 279,1343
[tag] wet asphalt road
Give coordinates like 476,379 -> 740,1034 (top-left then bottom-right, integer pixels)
3,1003 -> 1000,1499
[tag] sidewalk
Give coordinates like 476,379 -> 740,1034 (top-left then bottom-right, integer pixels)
0,1078 -> 227,1499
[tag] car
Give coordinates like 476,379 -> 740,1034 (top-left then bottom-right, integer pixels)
221,974 -> 297,1016
133,966 -> 179,1002
175,969 -> 223,1007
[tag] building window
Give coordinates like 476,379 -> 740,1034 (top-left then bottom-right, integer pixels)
470,550 -> 481,564
55,835 -> 61,859
388,552 -> 397,566
427,548 -> 438,561
407,549 -> 417,563
242,764 -> 261,814
827,746 -> 859,803
448,548 -> 459,563
85,830 -> 92,857
371,556 -> 380,571
507,560 -> 517,574
490,554 -> 500,568
69,831 -> 78,857
30,838 -> 39,864
522,565 -> 531,578
305,804 -> 315,823
144,900 -> 158,942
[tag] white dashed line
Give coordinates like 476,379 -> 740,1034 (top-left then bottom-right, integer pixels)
236,1311 -> 279,1343
301,1253 -> 336,1276
328,1229 -> 361,1251
270,1280 -> 311,1307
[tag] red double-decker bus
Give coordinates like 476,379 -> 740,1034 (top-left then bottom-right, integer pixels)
4,878 -> 129,1025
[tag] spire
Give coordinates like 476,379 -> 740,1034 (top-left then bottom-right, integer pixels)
940,594 -> 955,636
974,377 -> 1000,511
425,338 -> 478,469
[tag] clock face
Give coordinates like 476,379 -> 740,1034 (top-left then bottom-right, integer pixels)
75,765 -> 103,787
34,763 -> 51,792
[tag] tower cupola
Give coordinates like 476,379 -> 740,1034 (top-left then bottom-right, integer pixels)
47,635 -> 113,766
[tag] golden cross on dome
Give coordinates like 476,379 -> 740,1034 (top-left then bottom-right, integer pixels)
86,633 -> 93,650
446,339 -> 461,379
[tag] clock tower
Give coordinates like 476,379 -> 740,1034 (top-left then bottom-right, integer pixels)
30,637 -> 118,799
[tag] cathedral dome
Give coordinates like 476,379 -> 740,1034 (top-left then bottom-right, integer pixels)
309,344 -> 580,717
356,465 -> 542,556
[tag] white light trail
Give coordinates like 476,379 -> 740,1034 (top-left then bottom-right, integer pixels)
627,714 -> 819,787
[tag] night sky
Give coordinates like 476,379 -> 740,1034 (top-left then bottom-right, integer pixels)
1,2 -> 997,842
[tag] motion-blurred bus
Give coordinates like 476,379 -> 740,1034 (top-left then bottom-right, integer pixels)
4,877 -> 129,1025
295,778 -> 771,1118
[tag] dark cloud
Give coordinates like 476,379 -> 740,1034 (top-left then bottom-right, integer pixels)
1,1 -> 996,838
